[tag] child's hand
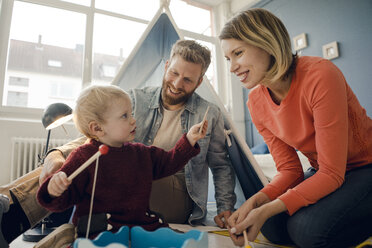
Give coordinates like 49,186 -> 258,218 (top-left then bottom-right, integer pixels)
47,171 -> 71,198
186,120 -> 208,146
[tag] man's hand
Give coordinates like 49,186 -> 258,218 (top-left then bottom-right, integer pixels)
39,150 -> 66,185
214,210 -> 232,228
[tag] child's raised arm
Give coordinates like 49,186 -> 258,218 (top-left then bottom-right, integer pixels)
47,171 -> 72,198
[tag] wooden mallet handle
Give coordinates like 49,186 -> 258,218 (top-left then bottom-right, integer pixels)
199,106 -> 210,134
68,145 -> 109,181
243,230 -> 252,248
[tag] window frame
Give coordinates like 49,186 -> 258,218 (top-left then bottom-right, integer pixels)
0,0 -> 221,120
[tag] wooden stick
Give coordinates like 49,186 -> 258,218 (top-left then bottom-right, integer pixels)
86,158 -> 100,238
243,230 -> 252,248
61,124 -> 68,136
68,145 -> 109,181
199,106 -> 210,134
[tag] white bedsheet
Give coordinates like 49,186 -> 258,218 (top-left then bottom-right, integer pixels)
254,152 -> 311,180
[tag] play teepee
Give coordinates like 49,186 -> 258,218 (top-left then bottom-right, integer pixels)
112,3 -> 268,206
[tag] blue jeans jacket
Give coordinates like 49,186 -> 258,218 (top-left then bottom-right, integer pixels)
128,87 -> 236,224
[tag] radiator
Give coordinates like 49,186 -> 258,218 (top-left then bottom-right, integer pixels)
10,137 -> 71,181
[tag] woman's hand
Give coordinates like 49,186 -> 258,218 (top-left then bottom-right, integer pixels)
229,207 -> 269,246
186,120 -> 208,146
47,171 -> 71,198
228,192 -> 270,227
228,197 -> 287,246
227,192 -> 271,246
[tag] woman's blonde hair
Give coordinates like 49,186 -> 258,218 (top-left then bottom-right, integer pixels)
74,85 -> 129,139
219,8 -> 296,83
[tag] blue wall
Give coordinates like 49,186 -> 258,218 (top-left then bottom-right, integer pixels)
245,0 -> 372,148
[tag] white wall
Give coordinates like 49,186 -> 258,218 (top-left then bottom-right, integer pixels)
230,0 -> 262,14
211,0 -> 259,140
0,117 -> 79,185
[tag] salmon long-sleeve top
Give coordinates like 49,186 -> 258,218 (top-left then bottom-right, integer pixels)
248,56 -> 372,215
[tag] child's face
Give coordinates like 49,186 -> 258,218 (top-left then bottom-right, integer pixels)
100,96 -> 136,147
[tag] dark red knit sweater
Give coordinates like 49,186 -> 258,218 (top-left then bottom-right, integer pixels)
37,134 -> 199,233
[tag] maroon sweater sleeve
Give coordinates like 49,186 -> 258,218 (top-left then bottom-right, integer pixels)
150,133 -> 200,180
37,147 -> 92,212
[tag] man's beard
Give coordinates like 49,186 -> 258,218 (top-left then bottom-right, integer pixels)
161,78 -> 194,106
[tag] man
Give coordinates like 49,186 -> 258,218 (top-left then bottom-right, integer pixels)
0,40 -> 236,244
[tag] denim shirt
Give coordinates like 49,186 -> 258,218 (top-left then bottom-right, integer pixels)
128,86 -> 236,224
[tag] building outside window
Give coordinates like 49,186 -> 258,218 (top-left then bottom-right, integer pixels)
6,76 -> 29,107
0,0 -> 216,112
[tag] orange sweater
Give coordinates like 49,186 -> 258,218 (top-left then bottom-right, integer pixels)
248,56 -> 372,215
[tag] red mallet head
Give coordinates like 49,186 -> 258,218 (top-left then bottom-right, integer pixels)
99,145 -> 109,155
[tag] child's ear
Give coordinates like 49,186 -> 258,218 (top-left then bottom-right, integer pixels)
89,121 -> 104,137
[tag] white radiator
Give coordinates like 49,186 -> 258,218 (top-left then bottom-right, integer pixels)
10,137 -> 71,181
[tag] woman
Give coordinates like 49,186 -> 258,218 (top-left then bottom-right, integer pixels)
219,8 -> 372,248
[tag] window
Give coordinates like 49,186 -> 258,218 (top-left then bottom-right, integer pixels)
171,1 -> 217,89
190,38 -> 218,91
60,0 -> 90,6
0,0 -> 217,114
7,91 -> 28,107
48,81 -> 80,108
47,60 -> 62,68
95,0 -> 158,21
9,76 -> 29,87
92,13 -> 146,85
101,65 -> 117,78
5,76 -> 29,107
3,1 -> 85,109
170,0 -> 212,36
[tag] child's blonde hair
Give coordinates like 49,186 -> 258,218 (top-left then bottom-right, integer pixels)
74,85 -> 129,139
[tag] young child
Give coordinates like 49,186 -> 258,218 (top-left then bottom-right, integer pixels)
37,85 -> 207,238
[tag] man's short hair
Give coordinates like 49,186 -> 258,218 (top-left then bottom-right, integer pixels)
170,40 -> 211,77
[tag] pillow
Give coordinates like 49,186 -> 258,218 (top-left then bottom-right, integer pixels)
251,142 -> 269,154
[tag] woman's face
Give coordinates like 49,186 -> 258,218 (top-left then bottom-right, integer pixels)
221,38 -> 271,89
